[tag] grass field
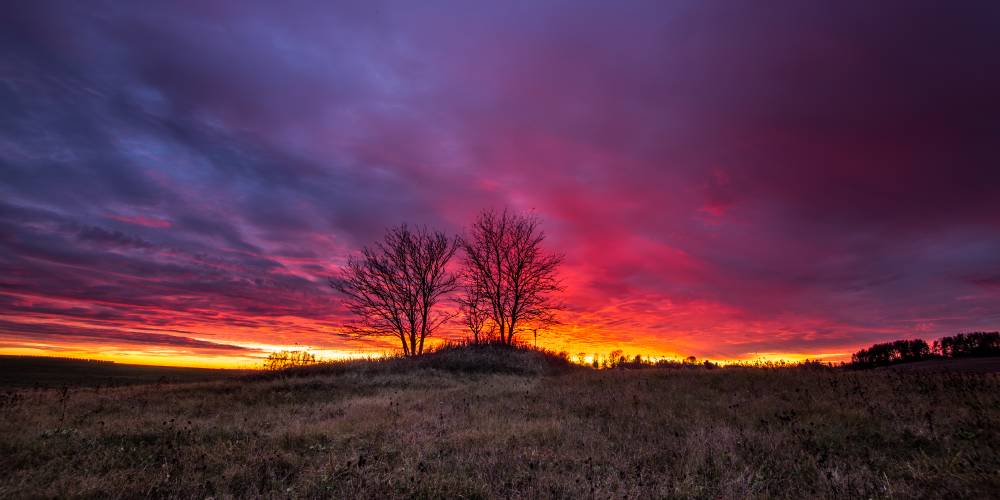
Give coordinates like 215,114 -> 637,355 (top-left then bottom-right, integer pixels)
879,356 -> 1000,374
1,346 -> 997,498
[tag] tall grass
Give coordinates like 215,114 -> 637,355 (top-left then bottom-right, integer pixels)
1,345 -> 997,498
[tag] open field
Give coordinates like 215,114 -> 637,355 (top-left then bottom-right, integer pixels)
0,356 -> 252,388
1,347 -> 998,499
880,357 -> 1000,374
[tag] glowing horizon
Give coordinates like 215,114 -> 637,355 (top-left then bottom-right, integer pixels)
0,336 -> 854,370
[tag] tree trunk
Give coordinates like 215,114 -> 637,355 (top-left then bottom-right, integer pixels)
400,333 -> 410,356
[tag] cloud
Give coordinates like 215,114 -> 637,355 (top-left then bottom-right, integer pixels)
0,0 -> 998,361
0,319 -> 253,353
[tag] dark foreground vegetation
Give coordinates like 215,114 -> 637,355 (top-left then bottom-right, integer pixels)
0,356 -> 249,388
2,345 -> 998,499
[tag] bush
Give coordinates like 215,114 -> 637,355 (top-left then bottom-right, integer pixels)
263,351 -> 319,371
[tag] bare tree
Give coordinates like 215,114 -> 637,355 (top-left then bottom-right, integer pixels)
457,279 -> 491,344
460,209 -> 563,345
331,224 -> 458,356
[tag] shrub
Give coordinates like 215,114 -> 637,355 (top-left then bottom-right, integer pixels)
263,351 -> 319,371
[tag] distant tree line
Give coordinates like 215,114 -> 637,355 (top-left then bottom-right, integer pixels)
850,332 -> 1000,368
934,332 -> 1000,358
331,209 -> 564,356
585,351 -> 720,370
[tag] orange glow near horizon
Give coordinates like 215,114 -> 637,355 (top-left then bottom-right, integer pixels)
0,344 -> 853,370
0,276 -> 949,370
0,286 -> 913,370
0,313 -> 857,369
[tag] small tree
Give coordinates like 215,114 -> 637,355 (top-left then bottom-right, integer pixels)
460,209 -> 563,345
331,224 -> 458,356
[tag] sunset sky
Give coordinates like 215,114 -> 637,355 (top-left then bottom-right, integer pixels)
2,1 -> 999,367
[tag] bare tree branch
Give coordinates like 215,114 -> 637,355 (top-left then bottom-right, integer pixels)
331,224 -> 458,356
459,209 -> 564,345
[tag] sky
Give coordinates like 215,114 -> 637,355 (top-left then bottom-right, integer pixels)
2,1 -> 999,367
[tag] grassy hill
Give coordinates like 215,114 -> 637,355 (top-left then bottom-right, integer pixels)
1,345 -> 997,498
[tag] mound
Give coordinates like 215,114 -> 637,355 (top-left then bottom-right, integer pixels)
272,342 -> 578,379
399,342 -> 578,375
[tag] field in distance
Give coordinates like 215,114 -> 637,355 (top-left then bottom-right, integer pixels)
0,355 -> 253,388
1,345 -> 997,498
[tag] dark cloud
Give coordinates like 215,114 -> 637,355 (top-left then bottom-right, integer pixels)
0,319 -> 252,352
77,226 -> 153,250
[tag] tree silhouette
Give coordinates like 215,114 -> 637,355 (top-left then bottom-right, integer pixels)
460,209 -> 563,345
935,332 -> 1000,358
851,332 -> 1000,368
851,339 -> 931,368
331,224 -> 458,356
457,278 -> 492,344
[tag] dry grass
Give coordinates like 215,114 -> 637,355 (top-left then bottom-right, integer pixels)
1,347 -> 997,499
